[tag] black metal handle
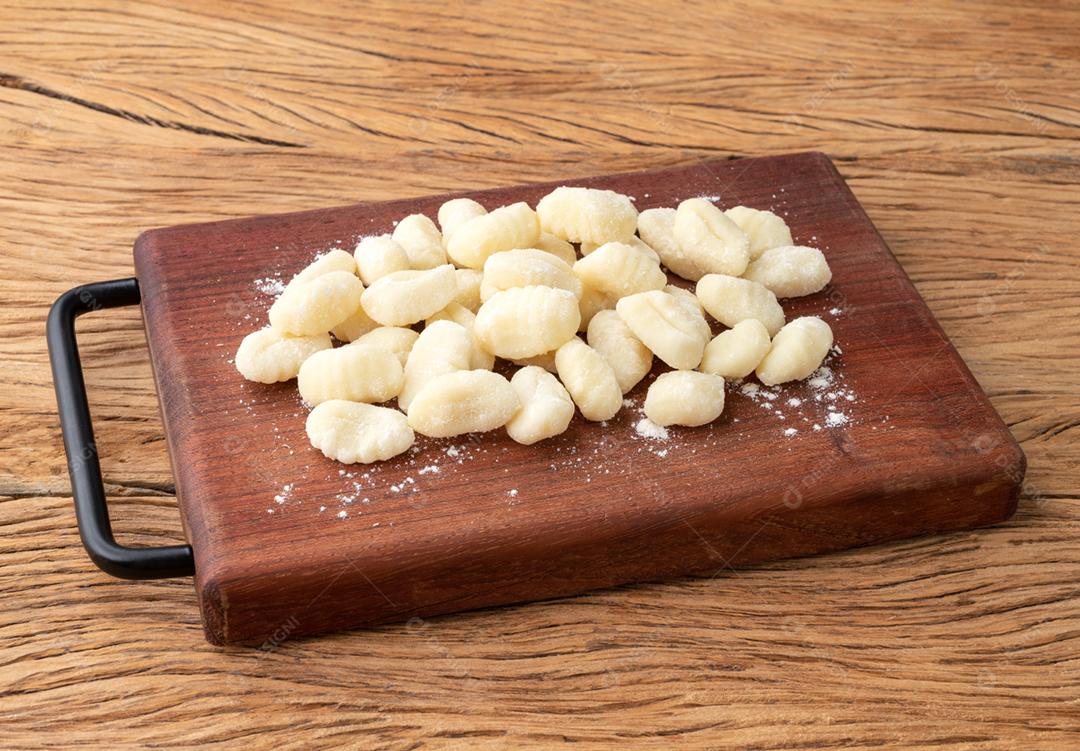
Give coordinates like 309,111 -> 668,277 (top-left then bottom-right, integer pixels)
46,278 -> 195,579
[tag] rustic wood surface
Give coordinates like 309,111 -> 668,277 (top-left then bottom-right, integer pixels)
1,0 -> 1077,747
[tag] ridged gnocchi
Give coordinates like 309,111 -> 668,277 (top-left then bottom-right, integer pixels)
695,273 -> 785,336
354,234 -> 410,285
453,268 -> 483,312
580,235 -> 659,263
392,213 -> 447,269
577,285 -> 618,332
398,320 -> 473,411
573,241 -> 667,299
306,400 -> 414,464
673,198 -> 750,277
298,345 -> 403,405
284,249 -> 356,293
644,371 -> 725,427
638,207 -> 704,282
446,202 -> 540,269
360,264 -> 458,326
407,370 -> 520,438
347,326 -> 418,367
756,316 -> 833,385
724,206 -> 793,260
700,319 -> 771,379
743,245 -> 832,298
506,366 -> 576,445
235,328 -> 331,383
269,270 -> 365,336
586,310 -> 653,394
554,337 -> 622,421
536,187 -> 637,245
480,249 -> 583,302
616,290 -> 709,370
474,285 -> 580,359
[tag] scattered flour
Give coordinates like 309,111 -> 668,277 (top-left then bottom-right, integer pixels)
635,418 -> 670,441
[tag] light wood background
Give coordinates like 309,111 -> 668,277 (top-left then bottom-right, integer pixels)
2,1 -> 1078,748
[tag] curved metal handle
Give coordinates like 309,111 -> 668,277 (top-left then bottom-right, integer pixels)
46,278 -> 195,579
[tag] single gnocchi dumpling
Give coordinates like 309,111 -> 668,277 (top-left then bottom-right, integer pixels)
354,234 -> 411,285
330,304 -> 379,342
480,249 -> 583,302
360,264 -> 458,326
664,284 -> 703,315
269,270 -> 365,336
638,207 -> 704,282
554,337 -> 622,422
399,320 -> 473,411
426,303 -> 495,371
474,285 -> 580,359
644,371 -> 725,427
437,198 -> 486,242
616,290 -> 710,370
743,245 -> 832,298
283,249 -> 357,294
347,326 -> 418,367
695,273 -> 785,336
392,213 -> 447,269
756,316 -> 833,385
453,268 -> 483,312
580,235 -> 659,263
446,202 -> 540,269
724,206 -> 793,260
536,186 -> 638,245
586,310 -> 653,394
306,399 -> 414,464
506,366 -> 576,445
510,350 -> 558,373
699,319 -> 771,379
673,198 -> 750,277
235,328 -> 332,383
407,370 -> 520,438
577,285 -> 618,332
573,241 -> 667,299
297,345 -> 404,405
533,232 -> 578,266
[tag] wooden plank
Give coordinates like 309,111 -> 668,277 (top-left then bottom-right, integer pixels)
134,153 -> 1021,644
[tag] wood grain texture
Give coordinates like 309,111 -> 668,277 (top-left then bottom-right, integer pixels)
1,0 -> 1077,746
134,152 -> 1023,645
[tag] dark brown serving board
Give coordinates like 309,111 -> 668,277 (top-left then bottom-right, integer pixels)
134,152 -> 1023,646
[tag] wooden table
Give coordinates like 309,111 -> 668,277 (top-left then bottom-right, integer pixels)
2,1 -> 1077,747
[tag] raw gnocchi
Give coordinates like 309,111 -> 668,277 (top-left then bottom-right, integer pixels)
644,371 -> 725,427
398,320 -> 473,411
354,234 -> 410,285
699,319 -> 771,379
360,264 -> 458,326
577,285 -> 618,332
554,337 -> 622,421
347,326 -> 418,367
533,232 -> 578,266
392,213 -> 447,269
298,345 -> 403,405
330,304 -> 379,342
755,316 -> 833,385
743,245 -> 832,298
673,198 -> 750,277
580,235 -> 659,263
453,268 -> 483,312
510,350 -> 558,373
474,285 -> 580,359
235,328 -> 331,383
426,303 -> 495,370
446,202 -> 540,269
284,249 -> 356,293
573,241 -> 667,299
616,290 -> 709,370
269,270 -> 365,336
306,400 -> 414,464
724,206 -> 793,260
695,273 -> 785,336
480,249 -> 583,302
586,310 -> 653,394
638,207 -> 704,282
407,370 -> 519,438
536,186 -> 638,245
505,366 -> 575,445
438,198 -> 486,242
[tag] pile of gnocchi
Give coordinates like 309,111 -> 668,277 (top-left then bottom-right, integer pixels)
235,187 -> 834,464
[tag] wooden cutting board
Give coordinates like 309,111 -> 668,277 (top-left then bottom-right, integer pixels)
134,152 -> 1024,646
